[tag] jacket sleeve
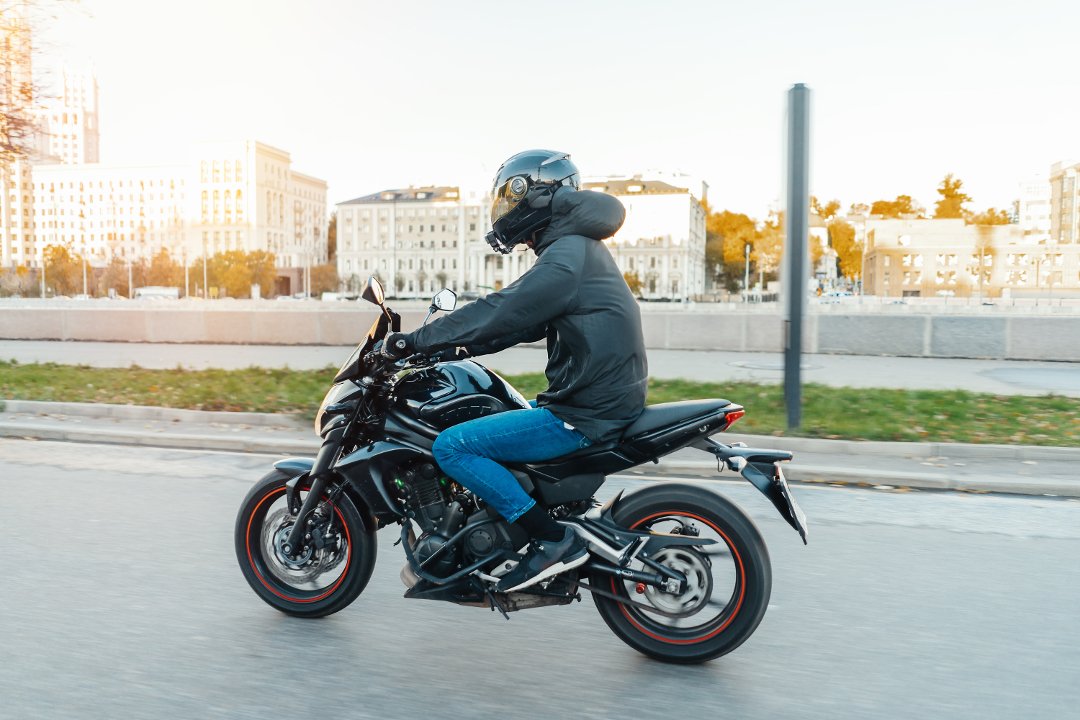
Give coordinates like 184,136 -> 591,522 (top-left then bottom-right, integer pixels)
461,322 -> 547,357
405,240 -> 584,354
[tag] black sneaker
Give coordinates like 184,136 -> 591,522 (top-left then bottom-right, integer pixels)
496,527 -> 589,593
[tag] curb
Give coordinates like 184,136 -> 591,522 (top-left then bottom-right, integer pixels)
0,421 -> 316,455
1,419 -> 1076,498
653,459 -> 1078,498
5,399 -> 1075,462
0,399 -> 308,428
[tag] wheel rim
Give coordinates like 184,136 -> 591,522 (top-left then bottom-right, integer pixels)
245,486 -> 353,603
611,510 -> 746,645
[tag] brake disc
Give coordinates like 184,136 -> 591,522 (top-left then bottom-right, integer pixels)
644,547 -> 713,615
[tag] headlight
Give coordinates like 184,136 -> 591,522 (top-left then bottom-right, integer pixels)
314,382 -> 363,435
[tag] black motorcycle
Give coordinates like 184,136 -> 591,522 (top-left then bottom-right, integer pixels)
234,277 -> 808,664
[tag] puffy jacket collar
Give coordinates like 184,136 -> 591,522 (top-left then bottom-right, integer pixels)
532,188 -> 626,255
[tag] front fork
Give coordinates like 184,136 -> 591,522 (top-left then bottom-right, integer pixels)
282,426 -> 346,556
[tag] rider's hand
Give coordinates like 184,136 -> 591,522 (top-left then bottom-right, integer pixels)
381,332 -> 413,360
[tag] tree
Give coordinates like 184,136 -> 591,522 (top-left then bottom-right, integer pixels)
326,212 -> 337,262
933,174 -> 971,219
42,244 -> 82,296
220,262 -> 254,299
968,208 -> 1010,226
100,257 -> 131,297
199,250 -> 277,298
752,214 -> 784,280
623,271 -> 643,297
0,263 -> 35,296
870,195 -> 919,218
244,250 -> 277,295
146,248 -> 182,287
310,263 -> 339,295
828,219 -> 862,280
811,196 -> 841,221
705,211 -> 755,275
0,3 -> 37,166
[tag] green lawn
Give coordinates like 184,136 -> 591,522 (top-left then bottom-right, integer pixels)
1,360 -> 1077,447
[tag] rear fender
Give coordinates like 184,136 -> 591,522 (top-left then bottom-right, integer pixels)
694,438 -> 808,543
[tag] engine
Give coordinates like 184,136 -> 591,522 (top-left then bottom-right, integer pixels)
393,460 -> 527,580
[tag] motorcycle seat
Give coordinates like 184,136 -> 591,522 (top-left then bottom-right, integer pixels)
621,399 -> 731,439
534,399 -> 732,465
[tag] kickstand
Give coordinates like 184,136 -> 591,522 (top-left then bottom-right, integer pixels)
486,589 -> 510,621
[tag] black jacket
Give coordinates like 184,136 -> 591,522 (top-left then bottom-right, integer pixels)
404,188 -> 648,442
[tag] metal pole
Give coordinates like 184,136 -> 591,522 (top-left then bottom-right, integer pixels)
784,83 -> 811,430
743,242 -> 750,301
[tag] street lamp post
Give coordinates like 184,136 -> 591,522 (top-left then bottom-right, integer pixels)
743,242 -> 751,302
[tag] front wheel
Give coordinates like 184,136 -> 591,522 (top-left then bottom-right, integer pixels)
590,483 -> 772,663
235,470 -> 377,618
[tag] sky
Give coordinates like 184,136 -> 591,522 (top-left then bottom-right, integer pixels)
35,0 -> 1080,217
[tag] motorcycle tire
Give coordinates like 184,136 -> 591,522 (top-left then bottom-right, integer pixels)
590,483 -> 772,664
235,469 -> 377,618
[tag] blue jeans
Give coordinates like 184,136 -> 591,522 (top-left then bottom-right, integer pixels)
432,407 -> 592,522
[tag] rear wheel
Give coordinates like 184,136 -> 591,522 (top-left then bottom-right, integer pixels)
234,470 -> 377,618
590,483 -> 771,663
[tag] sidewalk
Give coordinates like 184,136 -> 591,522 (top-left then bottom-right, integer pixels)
3,340 -> 1079,396
2,400 -> 1076,498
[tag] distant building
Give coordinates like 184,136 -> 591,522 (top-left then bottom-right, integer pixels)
335,186 -> 483,298
863,218 -> 1080,298
0,4 -> 36,269
1019,175 -> 1051,243
582,176 -> 707,300
336,174 -> 708,302
1049,160 -> 1079,245
33,65 -> 100,165
22,141 -> 327,295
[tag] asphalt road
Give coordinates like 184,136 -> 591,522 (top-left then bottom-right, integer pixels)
2,439 -> 1078,720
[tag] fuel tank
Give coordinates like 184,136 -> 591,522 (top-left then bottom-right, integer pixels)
393,360 -> 531,430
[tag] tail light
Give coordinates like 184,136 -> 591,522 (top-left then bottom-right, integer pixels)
723,409 -> 745,429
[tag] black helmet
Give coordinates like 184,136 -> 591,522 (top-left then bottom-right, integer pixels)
486,149 -> 580,254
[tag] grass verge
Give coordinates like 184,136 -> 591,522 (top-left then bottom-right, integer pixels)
1,361 -> 1077,447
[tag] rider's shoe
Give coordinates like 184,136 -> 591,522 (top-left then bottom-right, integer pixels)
496,526 -> 588,593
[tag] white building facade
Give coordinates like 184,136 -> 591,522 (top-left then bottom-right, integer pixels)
336,175 -> 708,301
1019,176 -> 1051,243
583,177 -> 707,301
863,218 -> 1080,298
34,65 -> 100,165
16,141 -> 326,276
1050,160 -> 1079,246
336,186 -> 486,297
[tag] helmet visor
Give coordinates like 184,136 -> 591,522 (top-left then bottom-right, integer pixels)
490,175 -> 529,225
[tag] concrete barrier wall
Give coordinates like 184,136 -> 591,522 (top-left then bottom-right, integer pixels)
2,304 -> 1079,361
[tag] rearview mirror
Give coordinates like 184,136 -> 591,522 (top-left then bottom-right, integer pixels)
432,288 -> 457,312
362,276 -> 385,306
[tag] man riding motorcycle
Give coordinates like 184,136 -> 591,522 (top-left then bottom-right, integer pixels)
381,149 -> 648,592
